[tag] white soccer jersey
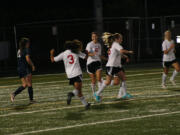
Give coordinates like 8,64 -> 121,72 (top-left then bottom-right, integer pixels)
106,42 -> 123,67
162,40 -> 176,62
86,41 -> 102,65
54,50 -> 86,79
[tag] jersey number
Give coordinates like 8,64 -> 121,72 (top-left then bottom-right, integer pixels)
67,55 -> 74,64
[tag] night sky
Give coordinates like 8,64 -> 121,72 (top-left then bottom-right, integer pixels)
1,0 -> 180,27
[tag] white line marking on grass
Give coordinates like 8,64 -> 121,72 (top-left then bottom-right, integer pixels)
0,71 -> 163,88
10,111 -> 180,135
1,93 -> 180,117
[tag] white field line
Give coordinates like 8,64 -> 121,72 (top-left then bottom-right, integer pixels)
0,71 -> 163,88
0,77 -> 162,95
1,93 -> 180,117
10,110 -> 180,135
1,68 -> 162,79
0,79 -> 179,103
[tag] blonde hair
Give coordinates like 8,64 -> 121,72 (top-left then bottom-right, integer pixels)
102,32 -> 122,48
164,30 -> 171,40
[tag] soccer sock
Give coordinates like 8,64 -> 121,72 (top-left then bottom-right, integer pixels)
110,80 -> 114,86
162,73 -> 167,84
171,70 -> 178,81
98,81 -> 102,89
28,87 -> 33,101
91,83 -> 96,94
14,86 -> 26,96
96,82 -> 107,96
119,81 -> 127,96
72,89 -> 78,96
79,96 -> 88,106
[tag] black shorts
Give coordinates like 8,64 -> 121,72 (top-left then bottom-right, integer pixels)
163,59 -> 177,68
68,75 -> 82,85
87,61 -> 102,74
106,67 -> 124,76
18,68 -> 32,78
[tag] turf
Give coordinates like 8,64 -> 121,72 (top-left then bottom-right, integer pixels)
0,67 -> 180,135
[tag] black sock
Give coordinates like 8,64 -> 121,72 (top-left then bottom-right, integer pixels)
14,86 -> 26,96
28,87 -> 33,101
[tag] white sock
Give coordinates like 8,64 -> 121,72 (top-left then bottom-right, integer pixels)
72,89 -> 79,96
91,83 -> 96,94
79,96 -> 88,106
110,80 -> 114,86
162,73 -> 167,85
121,81 -> 127,95
96,82 -> 107,96
171,70 -> 178,81
118,87 -> 125,97
98,81 -> 102,89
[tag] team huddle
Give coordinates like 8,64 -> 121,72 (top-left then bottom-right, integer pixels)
10,30 -> 180,110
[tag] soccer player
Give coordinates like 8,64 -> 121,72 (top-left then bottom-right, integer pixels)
86,32 -> 106,95
50,40 -> 90,109
94,33 -> 133,102
10,38 -> 35,103
161,30 -> 180,88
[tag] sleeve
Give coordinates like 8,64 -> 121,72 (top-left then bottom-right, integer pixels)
171,40 -> 175,44
25,48 -> 31,56
162,41 -> 167,51
54,52 -> 64,62
86,43 -> 91,52
78,52 -> 87,59
114,43 -> 123,51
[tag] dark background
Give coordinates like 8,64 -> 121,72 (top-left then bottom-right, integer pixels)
1,0 -> 180,76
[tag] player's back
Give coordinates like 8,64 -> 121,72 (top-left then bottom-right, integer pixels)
62,50 -> 82,79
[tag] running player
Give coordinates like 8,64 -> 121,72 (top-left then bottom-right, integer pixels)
86,32 -> 106,95
94,33 -> 133,102
161,30 -> 180,88
10,38 -> 35,103
50,40 -> 90,109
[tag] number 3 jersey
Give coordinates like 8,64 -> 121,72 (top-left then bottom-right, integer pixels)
54,50 -> 86,79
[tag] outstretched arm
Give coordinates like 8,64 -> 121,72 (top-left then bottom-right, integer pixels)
50,49 -> 55,63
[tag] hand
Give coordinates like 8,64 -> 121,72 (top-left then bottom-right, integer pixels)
50,49 -> 55,55
128,51 -> 134,54
32,65 -> 35,71
126,58 -> 130,63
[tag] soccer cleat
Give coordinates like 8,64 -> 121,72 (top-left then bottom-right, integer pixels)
94,93 -> 101,102
170,78 -> 176,86
67,92 -> 74,105
122,93 -> 133,99
85,103 -> 91,110
29,100 -> 36,104
10,93 -> 15,102
161,83 -> 167,89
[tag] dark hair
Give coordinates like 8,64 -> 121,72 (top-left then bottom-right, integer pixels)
19,37 -> 30,53
65,40 -> 79,54
91,32 -> 98,36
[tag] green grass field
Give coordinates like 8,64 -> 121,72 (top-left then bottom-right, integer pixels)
0,66 -> 180,135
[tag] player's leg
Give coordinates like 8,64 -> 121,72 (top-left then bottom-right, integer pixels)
96,69 -> 103,89
89,73 -> 96,94
95,75 -> 112,102
11,77 -> 27,102
26,74 -> 35,103
162,67 -> 169,88
111,76 -> 120,86
117,70 -> 132,99
170,61 -> 180,85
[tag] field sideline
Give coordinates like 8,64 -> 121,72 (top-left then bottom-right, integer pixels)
0,67 -> 180,135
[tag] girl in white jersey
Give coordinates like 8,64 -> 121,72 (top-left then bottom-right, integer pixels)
161,30 -> 180,88
50,40 -> 90,109
94,33 -> 133,102
86,32 -> 106,95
